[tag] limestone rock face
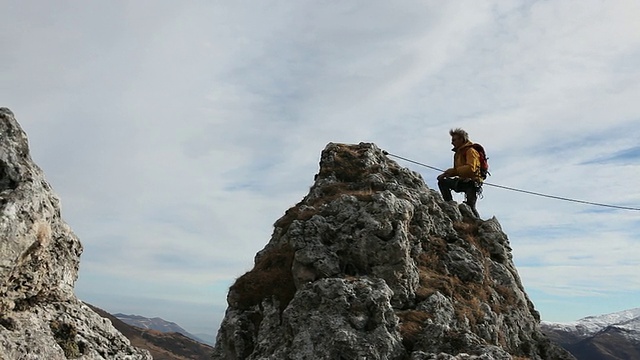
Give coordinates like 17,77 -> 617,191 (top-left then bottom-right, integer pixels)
213,142 -> 575,360
0,108 -> 151,359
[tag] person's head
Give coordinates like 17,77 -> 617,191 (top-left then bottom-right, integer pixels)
449,128 -> 469,149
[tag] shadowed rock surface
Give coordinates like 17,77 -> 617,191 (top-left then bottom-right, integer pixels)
0,108 -> 151,359
213,142 -> 575,360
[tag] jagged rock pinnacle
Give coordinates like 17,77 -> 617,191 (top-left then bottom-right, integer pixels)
213,142 -> 575,359
0,108 -> 151,359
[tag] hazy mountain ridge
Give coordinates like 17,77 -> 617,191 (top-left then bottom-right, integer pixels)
114,313 -> 214,346
88,305 -> 214,360
541,308 -> 640,360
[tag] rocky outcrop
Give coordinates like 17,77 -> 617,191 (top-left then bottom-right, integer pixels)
213,142 -> 575,359
0,108 -> 151,359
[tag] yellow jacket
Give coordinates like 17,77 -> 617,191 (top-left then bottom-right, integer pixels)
447,141 -> 483,182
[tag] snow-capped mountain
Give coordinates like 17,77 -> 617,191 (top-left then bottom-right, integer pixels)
541,308 -> 640,360
542,307 -> 640,336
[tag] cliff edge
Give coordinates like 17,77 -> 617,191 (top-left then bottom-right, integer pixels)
0,108 -> 151,360
213,142 -> 575,360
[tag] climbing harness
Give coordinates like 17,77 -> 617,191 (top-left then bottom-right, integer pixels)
383,151 -> 640,212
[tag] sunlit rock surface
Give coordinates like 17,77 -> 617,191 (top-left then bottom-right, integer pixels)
0,108 -> 151,360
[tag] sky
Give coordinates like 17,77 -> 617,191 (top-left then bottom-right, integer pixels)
1,0 -> 639,340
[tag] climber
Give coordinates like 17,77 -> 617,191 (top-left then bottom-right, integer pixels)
437,128 -> 484,217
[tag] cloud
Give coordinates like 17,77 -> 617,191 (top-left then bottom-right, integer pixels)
2,0 -> 640,335
582,145 -> 640,164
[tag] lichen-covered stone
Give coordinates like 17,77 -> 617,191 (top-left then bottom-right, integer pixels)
0,108 -> 151,359
213,142 -> 575,359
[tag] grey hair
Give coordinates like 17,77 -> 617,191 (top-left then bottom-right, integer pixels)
449,128 -> 469,142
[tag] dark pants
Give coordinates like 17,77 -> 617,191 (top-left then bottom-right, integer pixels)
438,177 -> 480,217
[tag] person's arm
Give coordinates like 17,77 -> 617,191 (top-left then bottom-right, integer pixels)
438,167 -> 457,180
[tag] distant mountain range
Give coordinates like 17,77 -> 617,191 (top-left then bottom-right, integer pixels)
114,313 -> 214,346
98,303 -> 640,360
102,304 -> 640,360
86,304 -> 214,360
541,308 -> 640,360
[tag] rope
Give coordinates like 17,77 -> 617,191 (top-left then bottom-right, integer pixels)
383,151 -> 640,212
385,153 -> 445,172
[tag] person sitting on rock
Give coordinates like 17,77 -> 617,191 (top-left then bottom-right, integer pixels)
437,128 -> 483,217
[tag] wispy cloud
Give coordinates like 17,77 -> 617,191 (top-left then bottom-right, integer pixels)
2,0 -> 640,335
582,145 -> 640,165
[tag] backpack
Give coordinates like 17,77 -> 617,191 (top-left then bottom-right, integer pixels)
470,143 -> 490,180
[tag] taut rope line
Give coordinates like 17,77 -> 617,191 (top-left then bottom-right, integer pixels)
384,151 -> 640,212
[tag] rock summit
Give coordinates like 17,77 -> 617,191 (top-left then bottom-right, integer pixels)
213,142 -> 574,360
